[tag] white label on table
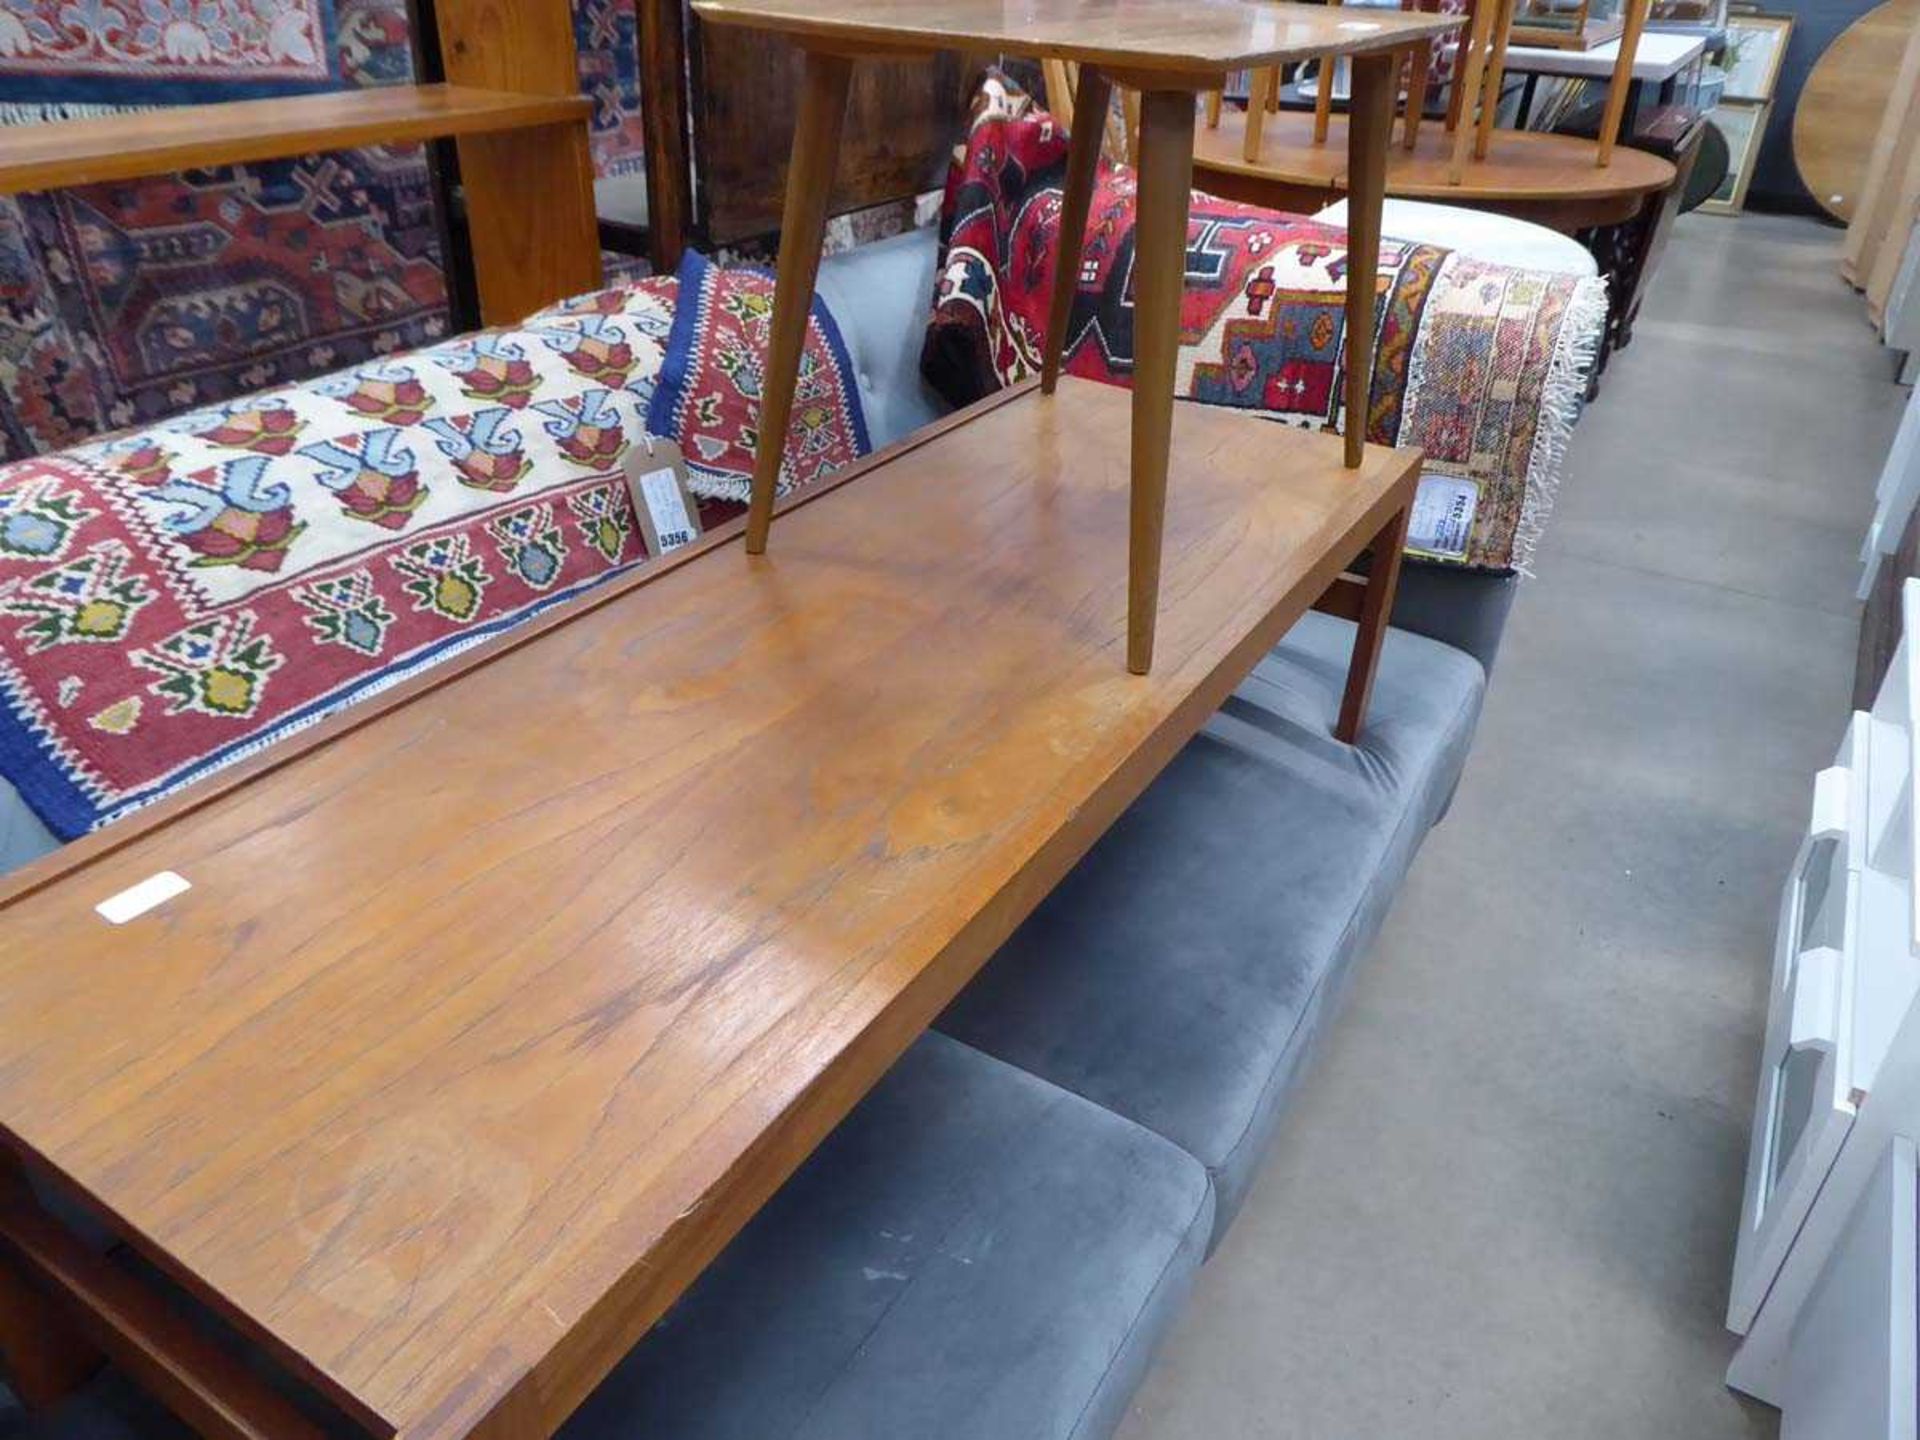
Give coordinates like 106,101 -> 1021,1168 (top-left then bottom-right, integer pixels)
1407,474 -> 1479,561
95,870 -> 191,924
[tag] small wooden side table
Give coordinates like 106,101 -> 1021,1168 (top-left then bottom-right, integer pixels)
691,0 -> 1460,674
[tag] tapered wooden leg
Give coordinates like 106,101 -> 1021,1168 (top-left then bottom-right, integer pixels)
1266,63 -> 1283,110
1344,52 -> 1395,470
1447,0 -> 1497,182
1205,87 -> 1222,128
745,49 -> 853,555
1403,45 -> 1431,149
1043,67 -> 1111,394
1125,89 -> 1197,676
1042,57 -> 1078,128
1473,0 -> 1519,159
1596,0 -> 1652,167
1312,55 -> 1337,142
1244,64 -> 1274,159
1336,503 -> 1412,743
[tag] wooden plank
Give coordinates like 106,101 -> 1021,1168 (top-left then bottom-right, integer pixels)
0,86 -> 588,197
0,381 -> 1418,1440
435,0 -> 603,321
691,28 -> 966,244
457,121 -> 605,324
691,0 -> 1461,72
434,0 -> 582,92
0,1170 -> 336,1440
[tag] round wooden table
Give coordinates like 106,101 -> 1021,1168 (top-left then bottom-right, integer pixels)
1195,106 -> 1676,233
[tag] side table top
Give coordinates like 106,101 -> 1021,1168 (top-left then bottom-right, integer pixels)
690,0 -> 1461,73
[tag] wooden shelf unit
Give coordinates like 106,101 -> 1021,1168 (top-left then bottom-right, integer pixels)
0,85 -> 590,197
0,0 -> 604,326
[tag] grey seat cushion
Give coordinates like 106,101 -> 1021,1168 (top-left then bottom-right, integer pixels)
19,1036 -> 1209,1440
561,1031 -> 1211,1440
939,611 -> 1485,1244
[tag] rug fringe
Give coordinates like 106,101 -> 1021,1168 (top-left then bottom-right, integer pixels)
1511,271 -> 1608,577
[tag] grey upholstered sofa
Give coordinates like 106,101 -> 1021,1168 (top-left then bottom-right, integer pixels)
14,227 -> 1506,1440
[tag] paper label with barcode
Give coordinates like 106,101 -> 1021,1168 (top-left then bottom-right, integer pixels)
1407,474 -> 1479,561
636,465 -> 696,552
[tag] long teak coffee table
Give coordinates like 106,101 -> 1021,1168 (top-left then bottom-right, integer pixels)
0,379 -> 1420,1439
689,0 -> 1459,674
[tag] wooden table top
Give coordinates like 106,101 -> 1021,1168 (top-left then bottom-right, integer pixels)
0,380 -> 1419,1440
690,0 -> 1461,74
1197,107 -> 1676,201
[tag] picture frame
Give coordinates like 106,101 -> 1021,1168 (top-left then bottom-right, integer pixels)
1722,13 -> 1793,103
1699,100 -> 1772,214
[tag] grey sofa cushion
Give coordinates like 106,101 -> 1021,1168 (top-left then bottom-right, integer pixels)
561,1031 -> 1212,1440
939,611 -> 1485,1244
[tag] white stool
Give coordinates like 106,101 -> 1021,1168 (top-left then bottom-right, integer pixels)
1312,197 -> 1600,277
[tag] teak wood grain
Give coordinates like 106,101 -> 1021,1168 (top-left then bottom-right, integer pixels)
690,0 -> 1458,72
0,380 -> 1419,1440
0,86 -> 589,197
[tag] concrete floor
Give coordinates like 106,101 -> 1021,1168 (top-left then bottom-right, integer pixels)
1116,214 -> 1913,1440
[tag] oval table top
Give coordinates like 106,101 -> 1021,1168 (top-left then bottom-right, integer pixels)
1195,107 -> 1677,231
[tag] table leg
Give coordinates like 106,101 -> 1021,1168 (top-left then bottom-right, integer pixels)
1344,51 -> 1396,470
1244,64 -> 1274,160
1596,0 -> 1651,167
1403,45 -> 1431,150
1312,48 -> 1338,143
1043,66 -> 1111,394
1446,0 -> 1497,182
0,1253 -> 99,1411
744,49 -> 853,555
1514,70 -> 1538,128
1473,0 -> 1518,159
1126,88 -> 1197,676
1336,502 -> 1412,743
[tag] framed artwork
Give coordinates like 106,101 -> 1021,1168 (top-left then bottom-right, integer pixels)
1722,13 -> 1794,102
1699,101 -> 1772,214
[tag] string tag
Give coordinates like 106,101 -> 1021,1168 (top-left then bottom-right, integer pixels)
623,437 -> 703,556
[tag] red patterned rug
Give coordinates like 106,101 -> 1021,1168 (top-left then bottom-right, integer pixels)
922,78 -> 1608,573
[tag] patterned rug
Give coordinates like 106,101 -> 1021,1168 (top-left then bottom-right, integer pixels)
0,0 -> 652,465
0,0 -> 451,464
922,78 -> 1607,574
575,0 -> 647,181
0,280 -> 679,838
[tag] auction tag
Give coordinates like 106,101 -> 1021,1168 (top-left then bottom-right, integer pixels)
1406,474 -> 1479,562
623,439 -> 703,556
